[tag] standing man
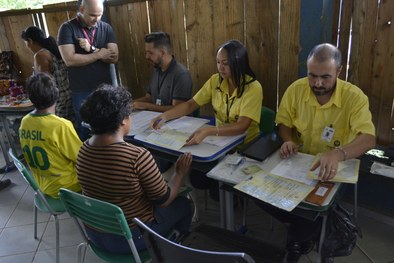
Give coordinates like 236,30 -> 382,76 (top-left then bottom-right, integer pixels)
57,0 -> 118,140
132,32 -> 192,112
270,43 -> 376,262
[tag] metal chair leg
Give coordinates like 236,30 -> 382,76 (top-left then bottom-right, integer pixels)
354,183 -> 358,221
34,205 -> 38,239
54,215 -> 60,263
317,214 -> 328,263
77,242 -> 88,263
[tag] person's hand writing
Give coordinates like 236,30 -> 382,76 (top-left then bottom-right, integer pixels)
150,115 -> 166,129
78,38 -> 90,52
185,128 -> 207,146
310,149 -> 343,181
175,152 -> 192,177
280,141 -> 299,159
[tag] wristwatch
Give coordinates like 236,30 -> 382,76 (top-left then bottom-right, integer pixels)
90,45 -> 96,53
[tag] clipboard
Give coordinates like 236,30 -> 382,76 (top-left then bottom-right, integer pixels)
239,135 -> 283,162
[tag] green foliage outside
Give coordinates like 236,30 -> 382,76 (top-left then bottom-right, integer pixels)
0,0 -> 72,10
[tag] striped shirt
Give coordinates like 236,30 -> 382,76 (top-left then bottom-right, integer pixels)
77,141 -> 170,228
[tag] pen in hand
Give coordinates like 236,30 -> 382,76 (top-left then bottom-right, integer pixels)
151,118 -> 163,129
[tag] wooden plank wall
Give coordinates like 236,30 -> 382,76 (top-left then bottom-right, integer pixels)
0,0 -> 392,145
1,14 -> 35,81
346,0 -> 394,145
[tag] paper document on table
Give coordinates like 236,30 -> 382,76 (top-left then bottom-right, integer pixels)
145,129 -> 189,151
308,157 -> 360,184
203,134 -> 246,147
162,116 -> 209,134
144,116 -> 209,150
270,152 -> 317,186
207,153 -> 264,184
128,111 -> 161,136
234,170 -> 315,212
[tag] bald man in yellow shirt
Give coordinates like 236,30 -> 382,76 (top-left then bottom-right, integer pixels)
277,43 -> 375,181
272,43 -> 376,262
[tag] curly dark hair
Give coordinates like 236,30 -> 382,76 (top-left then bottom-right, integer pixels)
80,84 -> 132,135
27,72 -> 59,110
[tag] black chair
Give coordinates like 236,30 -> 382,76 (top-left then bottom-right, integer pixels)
133,218 -> 255,263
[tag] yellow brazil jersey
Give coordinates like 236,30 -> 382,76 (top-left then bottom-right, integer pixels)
193,73 -> 263,144
19,113 -> 82,198
276,77 -> 375,155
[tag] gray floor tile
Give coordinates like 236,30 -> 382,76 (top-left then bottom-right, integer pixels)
33,245 -> 77,263
0,205 -> 15,228
0,223 -> 46,257
0,252 -> 35,263
5,200 -> 50,228
38,218 -> 83,251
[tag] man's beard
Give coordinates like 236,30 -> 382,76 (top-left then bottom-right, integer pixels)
151,58 -> 162,69
311,84 -> 336,96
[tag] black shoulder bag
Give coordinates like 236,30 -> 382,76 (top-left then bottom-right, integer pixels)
322,201 -> 362,258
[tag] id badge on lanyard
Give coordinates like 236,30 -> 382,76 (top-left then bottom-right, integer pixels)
321,125 -> 335,142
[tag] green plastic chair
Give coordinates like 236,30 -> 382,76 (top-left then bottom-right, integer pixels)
59,188 -> 151,263
8,148 -> 65,263
260,106 -> 276,135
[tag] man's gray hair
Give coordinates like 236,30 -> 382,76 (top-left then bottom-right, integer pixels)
307,43 -> 342,69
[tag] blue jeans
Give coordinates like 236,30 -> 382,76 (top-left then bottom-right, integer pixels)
72,92 -> 91,141
84,196 -> 193,254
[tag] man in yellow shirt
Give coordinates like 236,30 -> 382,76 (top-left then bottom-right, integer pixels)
19,73 -> 82,198
274,43 -> 375,262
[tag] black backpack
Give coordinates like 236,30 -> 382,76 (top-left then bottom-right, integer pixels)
322,201 -> 362,258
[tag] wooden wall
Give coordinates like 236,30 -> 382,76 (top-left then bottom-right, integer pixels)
0,0 -> 393,145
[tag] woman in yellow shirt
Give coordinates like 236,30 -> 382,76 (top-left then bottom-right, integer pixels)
151,39 -> 263,199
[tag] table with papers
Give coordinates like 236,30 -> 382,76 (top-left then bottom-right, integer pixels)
208,148 -> 362,263
126,111 -> 246,172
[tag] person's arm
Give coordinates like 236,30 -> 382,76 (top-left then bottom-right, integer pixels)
34,51 -> 52,74
311,133 -> 376,181
59,44 -> 115,67
185,115 -> 252,146
151,99 -> 199,128
278,124 -> 300,158
160,152 -> 192,207
100,42 -> 118,64
133,98 -> 188,112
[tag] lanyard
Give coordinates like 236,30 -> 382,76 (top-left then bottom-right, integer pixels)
157,70 -> 169,97
82,27 -> 96,45
225,94 -> 236,123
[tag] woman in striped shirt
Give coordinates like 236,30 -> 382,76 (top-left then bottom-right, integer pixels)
77,84 -> 193,253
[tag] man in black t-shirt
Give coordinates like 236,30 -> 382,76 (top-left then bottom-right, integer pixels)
58,0 -> 118,140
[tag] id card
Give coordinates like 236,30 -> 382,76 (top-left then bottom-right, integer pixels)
321,126 -> 335,142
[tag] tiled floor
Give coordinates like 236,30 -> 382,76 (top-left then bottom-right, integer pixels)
0,153 -> 393,263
